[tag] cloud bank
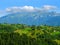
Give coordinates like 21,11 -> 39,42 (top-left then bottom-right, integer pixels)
0,5 -> 60,17
6,6 -> 36,13
42,5 -> 57,10
5,5 -> 57,13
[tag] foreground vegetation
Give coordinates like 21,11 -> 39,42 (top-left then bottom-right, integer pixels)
0,24 -> 60,45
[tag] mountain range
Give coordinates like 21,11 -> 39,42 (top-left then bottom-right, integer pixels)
0,11 -> 60,26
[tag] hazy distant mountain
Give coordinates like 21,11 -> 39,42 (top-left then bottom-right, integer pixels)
0,11 -> 60,26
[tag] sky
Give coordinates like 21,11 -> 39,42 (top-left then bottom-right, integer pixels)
0,0 -> 60,9
0,0 -> 60,17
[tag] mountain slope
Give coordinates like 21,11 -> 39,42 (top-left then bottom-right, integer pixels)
0,12 -> 60,26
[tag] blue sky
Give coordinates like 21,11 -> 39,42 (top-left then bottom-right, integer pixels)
0,0 -> 60,17
0,0 -> 60,10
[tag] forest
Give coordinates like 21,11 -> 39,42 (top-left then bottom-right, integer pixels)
0,23 -> 60,45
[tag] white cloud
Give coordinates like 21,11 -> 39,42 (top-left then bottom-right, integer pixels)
2,5 -> 58,13
6,8 -> 12,12
42,5 -> 57,10
20,6 -> 35,11
0,5 -> 60,17
5,6 -> 38,13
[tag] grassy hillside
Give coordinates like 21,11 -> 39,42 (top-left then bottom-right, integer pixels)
0,23 -> 60,45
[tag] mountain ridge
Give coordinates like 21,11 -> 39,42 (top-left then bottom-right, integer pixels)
0,11 -> 60,26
